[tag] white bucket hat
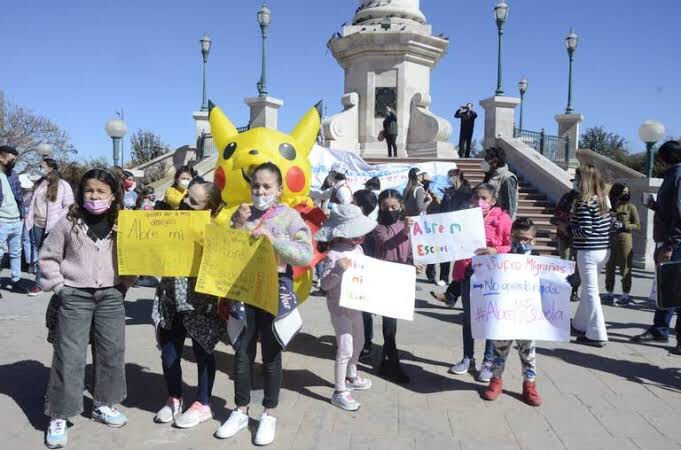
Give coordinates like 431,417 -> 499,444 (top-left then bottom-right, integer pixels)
316,204 -> 377,242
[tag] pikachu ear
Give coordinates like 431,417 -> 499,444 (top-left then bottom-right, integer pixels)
290,104 -> 321,155
208,100 -> 239,153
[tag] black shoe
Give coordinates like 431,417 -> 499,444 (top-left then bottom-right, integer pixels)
670,342 -> 681,355
570,323 -> 585,337
7,283 -> 28,294
359,346 -> 373,361
631,331 -> 668,343
576,336 -> 606,347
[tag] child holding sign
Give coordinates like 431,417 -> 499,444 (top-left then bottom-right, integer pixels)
39,169 -> 134,449
316,204 -> 377,411
450,183 -> 511,382
482,218 -> 542,406
151,182 -> 227,429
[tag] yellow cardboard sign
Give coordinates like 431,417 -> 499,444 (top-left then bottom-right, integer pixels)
117,210 -> 211,276
195,225 -> 279,315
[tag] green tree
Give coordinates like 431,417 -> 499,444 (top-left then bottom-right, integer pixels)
129,130 -> 169,166
579,126 -> 628,160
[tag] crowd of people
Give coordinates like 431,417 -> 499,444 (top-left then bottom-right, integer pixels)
0,138 -> 679,448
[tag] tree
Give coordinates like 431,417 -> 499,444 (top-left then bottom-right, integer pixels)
579,126 -> 628,160
129,130 -> 169,166
0,90 -> 77,169
59,157 -> 110,188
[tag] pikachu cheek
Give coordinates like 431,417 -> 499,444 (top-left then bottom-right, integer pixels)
286,166 -> 306,193
214,166 -> 226,192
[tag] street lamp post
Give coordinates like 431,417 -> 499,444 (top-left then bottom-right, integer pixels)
494,0 -> 509,96
518,77 -> 528,131
565,29 -> 579,114
200,34 -> 212,112
639,120 -> 666,178
106,118 -> 128,167
256,4 -> 272,97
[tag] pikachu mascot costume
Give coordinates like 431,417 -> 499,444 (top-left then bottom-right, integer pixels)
208,100 -> 326,301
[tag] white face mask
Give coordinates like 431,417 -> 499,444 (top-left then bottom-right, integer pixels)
252,193 -> 276,211
480,161 -> 491,173
178,179 -> 191,190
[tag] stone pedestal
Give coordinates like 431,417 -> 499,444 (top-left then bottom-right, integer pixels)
555,113 -> 583,170
244,96 -> 284,129
192,110 -> 210,141
480,96 -> 520,149
625,177 -> 663,271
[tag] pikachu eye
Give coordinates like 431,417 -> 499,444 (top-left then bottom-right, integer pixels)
279,143 -> 296,161
223,142 -> 237,160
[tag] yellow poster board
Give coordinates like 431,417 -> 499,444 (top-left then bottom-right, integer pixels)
195,225 -> 279,315
117,210 -> 211,276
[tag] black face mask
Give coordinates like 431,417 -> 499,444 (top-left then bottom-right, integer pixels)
5,161 -> 15,172
379,209 -> 402,225
620,193 -> 630,202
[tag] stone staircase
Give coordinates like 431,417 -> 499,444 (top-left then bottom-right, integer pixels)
368,157 -> 560,256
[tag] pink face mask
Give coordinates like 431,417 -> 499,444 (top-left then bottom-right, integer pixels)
83,199 -> 111,215
478,199 -> 491,214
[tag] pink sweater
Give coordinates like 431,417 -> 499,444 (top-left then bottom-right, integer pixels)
319,242 -> 364,304
38,216 -> 123,292
25,179 -> 74,233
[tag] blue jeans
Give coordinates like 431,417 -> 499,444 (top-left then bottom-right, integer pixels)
31,226 -> 46,283
651,245 -> 681,338
462,279 -> 495,362
0,220 -> 23,282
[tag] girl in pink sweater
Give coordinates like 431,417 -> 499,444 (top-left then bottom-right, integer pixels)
317,204 -> 377,411
449,183 -> 512,382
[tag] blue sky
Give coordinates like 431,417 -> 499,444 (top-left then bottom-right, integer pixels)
0,0 -> 678,162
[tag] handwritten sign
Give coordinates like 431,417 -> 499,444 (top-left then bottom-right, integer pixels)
339,254 -> 416,320
117,210 -> 211,276
470,254 -> 575,341
195,225 -> 279,315
409,208 -> 486,265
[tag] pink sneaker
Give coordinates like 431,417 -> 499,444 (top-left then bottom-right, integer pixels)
174,401 -> 212,428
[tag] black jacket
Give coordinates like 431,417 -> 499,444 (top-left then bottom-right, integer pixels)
455,108 -> 477,136
440,183 -> 473,213
654,163 -> 681,250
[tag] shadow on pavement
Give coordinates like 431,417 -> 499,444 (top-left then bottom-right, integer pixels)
0,359 -> 50,431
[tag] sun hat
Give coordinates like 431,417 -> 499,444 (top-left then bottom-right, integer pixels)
315,204 -> 377,242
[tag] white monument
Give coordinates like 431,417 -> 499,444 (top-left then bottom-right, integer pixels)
323,0 -> 455,158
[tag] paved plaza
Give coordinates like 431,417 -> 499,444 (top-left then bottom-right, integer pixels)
2,270 -> 681,450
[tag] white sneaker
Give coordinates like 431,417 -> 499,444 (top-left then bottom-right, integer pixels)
254,412 -> 277,446
174,401 -> 212,429
436,280 -> 447,287
331,391 -> 360,411
215,408 -> 249,439
345,376 -> 372,391
154,397 -> 183,424
46,419 -> 67,449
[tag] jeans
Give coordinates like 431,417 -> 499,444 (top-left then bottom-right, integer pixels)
461,279 -> 495,362
327,300 -> 364,392
160,317 -> 216,405
385,135 -> 397,158
651,245 -> 681,338
492,339 -> 537,381
0,220 -> 23,282
381,316 -> 399,363
31,226 -> 46,283
362,312 -> 373,349
45,286 -> 126,419
426,262 -> 450,283
573,249 -> 610,341
233,305 -> 282,409
458,133 -> 473,158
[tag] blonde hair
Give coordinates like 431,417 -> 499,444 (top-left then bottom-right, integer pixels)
575,164 -> 608,214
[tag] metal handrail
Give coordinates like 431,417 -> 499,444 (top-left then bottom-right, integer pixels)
513,127 -> 569,166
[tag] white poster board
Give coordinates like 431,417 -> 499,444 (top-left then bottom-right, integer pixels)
410,209 -> 487,265
470,254 -> 574,341
339,254 -> 416,321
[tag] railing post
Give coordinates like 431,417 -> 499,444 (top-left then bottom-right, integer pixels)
539,128 -> 545,156
565,135 -> 570,166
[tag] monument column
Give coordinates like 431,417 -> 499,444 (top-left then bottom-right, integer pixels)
480,95 -> 521,149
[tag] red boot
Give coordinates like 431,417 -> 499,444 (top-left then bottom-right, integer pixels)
481,377 -> 503,401
522,381 -> 542,406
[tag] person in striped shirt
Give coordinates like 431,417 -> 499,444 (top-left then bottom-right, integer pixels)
567,164 -> 613,347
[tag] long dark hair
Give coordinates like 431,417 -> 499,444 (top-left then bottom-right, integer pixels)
609,182 -> 628,208
40,158 -> 61,202
404,168 -> 421,199
67,168 -> 122,228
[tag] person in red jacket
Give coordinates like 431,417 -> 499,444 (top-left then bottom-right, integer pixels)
448,183 -> 512,382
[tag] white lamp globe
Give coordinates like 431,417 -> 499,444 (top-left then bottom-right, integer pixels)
638,120 -> 666,144
105,118 -> 128,139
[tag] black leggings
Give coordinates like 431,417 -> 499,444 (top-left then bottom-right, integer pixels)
385,135 -> 397,157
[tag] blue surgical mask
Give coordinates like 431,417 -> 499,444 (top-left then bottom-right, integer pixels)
511,241 -> 533,255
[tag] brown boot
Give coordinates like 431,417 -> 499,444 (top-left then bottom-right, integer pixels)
522,381 -> 542,406
481,377 -> 503,401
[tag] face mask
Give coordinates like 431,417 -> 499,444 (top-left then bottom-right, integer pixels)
448,177 -> 457,186
123,179 -> 135,190
178,179 -> 191,190
480,161 -> 491,173
379,209 -> 401,225
5,161 -> 15,172
620,193 -> 630,202
83,199 -> 111,215
252,194 -> 276,211
511,241 -> 533,255
38,168 -> 48,177
477,199 -> 492,214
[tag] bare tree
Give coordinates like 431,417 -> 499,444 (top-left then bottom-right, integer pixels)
0,91 -> 77,169
130,129 -> 169,166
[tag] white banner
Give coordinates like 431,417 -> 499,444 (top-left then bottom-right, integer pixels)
470,254 -> 574,341
409,208 -> 486,265
339,254 -> 416,321
309,145 -> 457,201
